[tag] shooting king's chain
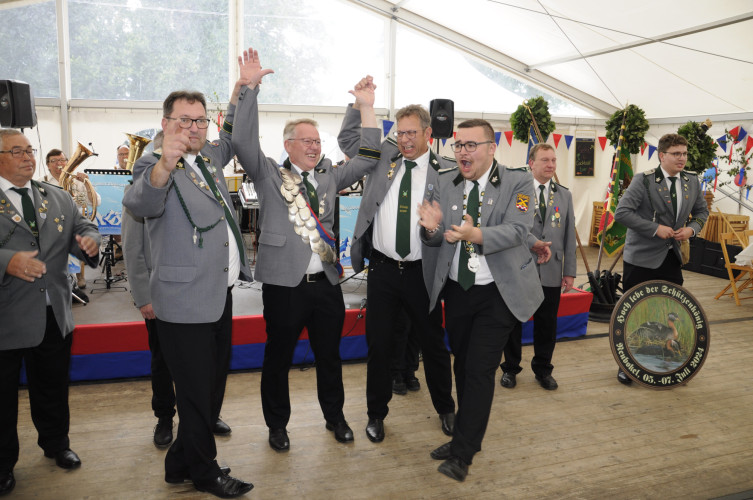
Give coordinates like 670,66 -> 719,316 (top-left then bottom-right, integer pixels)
279,167 -> 336,264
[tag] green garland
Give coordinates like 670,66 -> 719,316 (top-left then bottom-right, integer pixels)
510,96 -> 556,143
677,121 -> 716,174
605,104 -> 649,155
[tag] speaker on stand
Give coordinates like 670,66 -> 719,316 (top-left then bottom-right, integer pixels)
429,98 -> 454,155
0,80 -> 37,129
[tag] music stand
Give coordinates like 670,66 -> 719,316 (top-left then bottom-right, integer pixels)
91,234 -> 127,292
86,168 -> 131,293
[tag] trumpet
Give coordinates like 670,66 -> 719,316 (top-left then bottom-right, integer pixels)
125,133 -> 152,171
60,142 -> 98,221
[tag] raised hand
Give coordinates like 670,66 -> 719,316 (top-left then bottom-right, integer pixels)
238,47 -> 275,88
349,75 -> 376,110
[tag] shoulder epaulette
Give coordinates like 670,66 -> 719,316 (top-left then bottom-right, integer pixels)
441,155 -> 457,164
683,170 -> 698,176
506,165 -> 530,172
555,182 -> 569,191
438,166 -> 458,175
384,136 -> 398,148
38,180 -> 63,190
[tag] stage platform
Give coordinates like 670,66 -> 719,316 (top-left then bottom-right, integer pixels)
61,258 -> 593,382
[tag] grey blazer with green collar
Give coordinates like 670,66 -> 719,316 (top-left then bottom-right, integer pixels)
0,181 -> 100,349
422,162 -> 544,322
615,166 -> 707,269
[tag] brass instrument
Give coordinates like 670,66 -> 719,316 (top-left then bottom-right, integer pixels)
60,142 -> 98,221
125,133 -> 152,171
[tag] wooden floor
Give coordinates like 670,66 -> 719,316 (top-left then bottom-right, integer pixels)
12,248 -> 753,499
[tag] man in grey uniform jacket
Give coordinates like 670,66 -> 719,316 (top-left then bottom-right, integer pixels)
0,129 -> 100,496
338,95 -> 456,444
231,49 -> 381,451
500,143 -> 576,391
418,119 -> 544,482
122,60 -> 254,497
613,133 -> 707,385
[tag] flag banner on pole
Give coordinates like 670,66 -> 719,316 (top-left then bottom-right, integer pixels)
598,148 -> 633,256
382,120 -> 394,138
526,124 -> 539,162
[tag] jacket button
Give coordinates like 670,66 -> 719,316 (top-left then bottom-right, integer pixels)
39,288 -> 45,292
224,267 -> 228,272
224,242 -> 229,247
30,242 -> 36,247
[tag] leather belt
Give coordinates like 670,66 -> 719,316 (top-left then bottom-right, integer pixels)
302,272 -> 327,283
370,250 -> 422,270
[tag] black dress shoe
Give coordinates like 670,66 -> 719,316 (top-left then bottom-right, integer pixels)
268,428 -> 289,451
535,374 -> 558,390
430,442 -> 452,460
392,378 -> 407,395
166,466 -> 231,484
44,448 -> 81,469
617,369 -> 633,385
405,375 -> 420,392
154,417 -> 174,447
0,471 -> 15,496
326,420 -> 354,443
438,456 -> 468,482
439,412 -> 455,436
194,474 -> 254,498
365,418 -> 384,443
214,417 -> 232,436
500,372 -> 516,389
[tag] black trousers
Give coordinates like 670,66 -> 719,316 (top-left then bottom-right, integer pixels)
365,254 -> 454,420
444,281 -> 517,465
0,307 -> 72,473
501,285 -> 561,377
260,278 -> 346,429
156,289 -> 232,484
623,250 -> 683,292
145,318 -> 175,419
389,306 -> 420,381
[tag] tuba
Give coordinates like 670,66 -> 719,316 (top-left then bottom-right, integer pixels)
60,142 -> 98,221
125,133 -> 152,171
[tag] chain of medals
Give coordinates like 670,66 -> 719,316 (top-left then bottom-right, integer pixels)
463,190 -> 484,273
279,167 -> 336,264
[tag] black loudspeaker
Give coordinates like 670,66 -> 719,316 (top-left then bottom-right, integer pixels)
0,80 -> 37,128
429,99 -> 454,139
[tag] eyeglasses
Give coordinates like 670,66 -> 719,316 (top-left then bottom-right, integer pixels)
393,130 -> 418,139
0,147 -> 37,158
287,138 -> 321,147
451,141 -> 492,153
663,151 -> 688,159
164,116 -> 211,129
48,158 -> 68,164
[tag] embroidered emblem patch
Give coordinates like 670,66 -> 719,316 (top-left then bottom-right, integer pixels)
515,194 -> 529,212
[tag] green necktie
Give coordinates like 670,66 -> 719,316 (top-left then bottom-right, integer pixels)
301,171 -> 319,215
10,187 -> 39,241
195,156 -> 246,266
669,177 -> 677,220
538,184 -> 547,221
458,180 -> 479,290
395,160 -> 417,258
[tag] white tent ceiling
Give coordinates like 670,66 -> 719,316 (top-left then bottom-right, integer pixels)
351,0 -> 753,120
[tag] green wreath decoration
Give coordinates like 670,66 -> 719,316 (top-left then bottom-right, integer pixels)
605,104 -> 649,155
510,96 -> 556,143
677,121 -> 716,174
